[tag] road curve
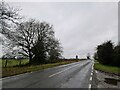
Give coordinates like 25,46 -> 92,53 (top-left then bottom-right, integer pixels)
2,60 -> 97,88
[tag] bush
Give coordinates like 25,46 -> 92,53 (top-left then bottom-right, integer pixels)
95,40 -> 119,67
113,45 -> 120,67
96,41 -> 114,65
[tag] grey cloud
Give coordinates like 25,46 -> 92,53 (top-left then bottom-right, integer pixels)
2,2 -> 117,58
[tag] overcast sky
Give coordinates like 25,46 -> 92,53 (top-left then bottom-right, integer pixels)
1,2 -> 118,58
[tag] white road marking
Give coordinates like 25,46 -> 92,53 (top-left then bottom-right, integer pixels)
92,64 -> 94,70
95,70 -> 98,73
91,72 -> 93,76
90,76 -> 92,81
57,62 -> 79,68
92,67 -> 93,70
49,63 -> 80,77
89,84 -> 91,89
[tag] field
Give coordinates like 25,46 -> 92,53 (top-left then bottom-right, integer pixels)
94,63 -> 120,75
1,59 -> 80,77
0,59 -> 29,67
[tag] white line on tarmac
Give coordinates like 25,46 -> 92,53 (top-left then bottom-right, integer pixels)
90,77 -> 92,81
92,67 -> 93,70
91,72 -> 93,76
92,64 -> 94,70
92,70 -> 94,73
89,84 -> 91,89
49,63 -> 80,77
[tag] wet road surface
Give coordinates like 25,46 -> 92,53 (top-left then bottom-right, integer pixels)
2,60 -> 98,88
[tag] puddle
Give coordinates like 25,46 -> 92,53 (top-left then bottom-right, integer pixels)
104,78 -> 120,85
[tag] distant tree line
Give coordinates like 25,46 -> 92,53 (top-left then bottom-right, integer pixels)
94,41 -> 120,67
0,1 -> 63,65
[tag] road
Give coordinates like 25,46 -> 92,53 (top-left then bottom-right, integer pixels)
2,60 -> 98,89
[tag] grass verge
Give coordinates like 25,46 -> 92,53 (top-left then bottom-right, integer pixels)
2,60 -> 79,78
1,59 -> 29,67
94,63 -> 120,76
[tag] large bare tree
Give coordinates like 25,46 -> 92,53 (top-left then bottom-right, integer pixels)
0,1 -> 63,65
2,19 -> 62,64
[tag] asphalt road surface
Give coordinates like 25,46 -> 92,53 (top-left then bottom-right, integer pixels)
2,60 -> 98,89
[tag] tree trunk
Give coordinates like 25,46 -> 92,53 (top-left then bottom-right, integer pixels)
5,59 -> 7,68
29,52 -> 33,65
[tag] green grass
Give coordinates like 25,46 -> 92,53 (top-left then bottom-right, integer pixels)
94,63 -> 120,75
2,60 -> 79,77
1,59 -> 29,67
0,59 -> 2,67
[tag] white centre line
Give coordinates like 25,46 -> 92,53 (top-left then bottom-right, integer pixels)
49,63 -> 80,77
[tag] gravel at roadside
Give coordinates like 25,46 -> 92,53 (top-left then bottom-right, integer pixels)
96,70 -> 120,89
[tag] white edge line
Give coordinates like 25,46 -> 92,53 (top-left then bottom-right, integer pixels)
92,64 -> 94,70
91,72 -> 93,76
92,67 -> 93,70
89,84 -> 91,89
90,77 -> 92,81
95,70 -> 98,73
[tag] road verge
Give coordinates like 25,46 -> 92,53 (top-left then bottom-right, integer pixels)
2,60 -> 79,78
94,63 -> 120,76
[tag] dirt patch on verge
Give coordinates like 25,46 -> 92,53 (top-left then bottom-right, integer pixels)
96,70 -> 120,88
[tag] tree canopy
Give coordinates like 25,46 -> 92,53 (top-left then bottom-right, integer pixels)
95,40 -> 119,67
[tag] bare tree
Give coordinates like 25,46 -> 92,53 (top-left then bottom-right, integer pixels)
2,19 -> 60,64
0,1 -> 21,35
48,38 -> 63,62
30,21 -> 55,64
0,1 -> 21,24
0,1 -> 63,65
0,1 -> 21,57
